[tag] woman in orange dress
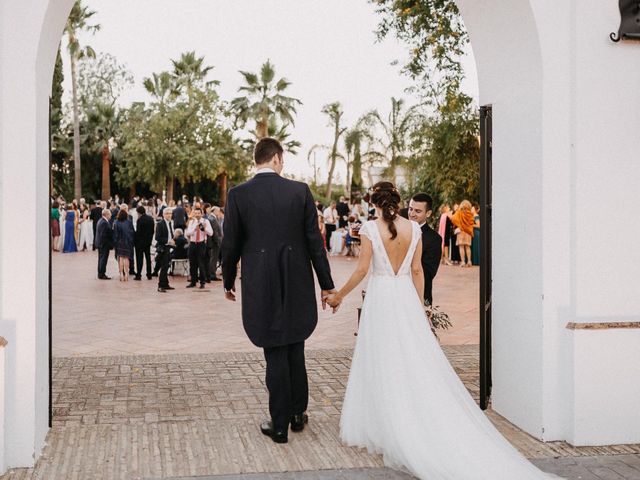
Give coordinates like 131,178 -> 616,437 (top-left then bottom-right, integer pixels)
449,200 -> 475,267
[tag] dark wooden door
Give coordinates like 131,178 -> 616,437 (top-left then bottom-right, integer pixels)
479,105 -> 493,411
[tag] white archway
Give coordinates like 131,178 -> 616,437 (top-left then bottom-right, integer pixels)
2,0 -> 640,472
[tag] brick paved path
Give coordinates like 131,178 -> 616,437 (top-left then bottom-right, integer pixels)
3,347 -> 639,479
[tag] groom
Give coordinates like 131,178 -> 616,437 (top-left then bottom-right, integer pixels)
221,137 -> 336,444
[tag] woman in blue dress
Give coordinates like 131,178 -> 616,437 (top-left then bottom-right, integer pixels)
62,208 -> 78,253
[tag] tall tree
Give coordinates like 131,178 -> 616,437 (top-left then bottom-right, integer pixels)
64,0 -> 100,200
364,97 -> 418,184
243,117 -> 302,155
372,0 -> 468,97
85,102 -> 121,199
143,71 -> 175,109
78,52 -> 133,199
321,102 -> 347,199
171,51 -> 218,101
231,60 -> 302,139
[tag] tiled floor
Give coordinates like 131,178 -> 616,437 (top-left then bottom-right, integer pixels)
52,250 -> 479,356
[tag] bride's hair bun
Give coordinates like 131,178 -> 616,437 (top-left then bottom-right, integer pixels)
370,181 -> 401,239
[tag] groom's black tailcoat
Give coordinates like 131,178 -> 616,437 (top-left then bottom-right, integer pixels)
222,172 -> 334,431
222,172 -> 334,348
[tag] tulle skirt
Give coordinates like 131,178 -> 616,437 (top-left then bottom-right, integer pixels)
340,274 -> 559,479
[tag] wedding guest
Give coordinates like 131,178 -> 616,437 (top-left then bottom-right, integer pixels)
408,193 -> 442,305
213,206 -> 224,231
89,200 -> 103,250
155,207 -> 175,292
449,203 -> 462,263
204,204 -> 223,282
62,205 -> 78,253
51,200 -> 61,251
318,212 -> 326,251
77,205 -> 94,251
438,205 -> 453,265
113,209 -> 134,281
472,204 -> 481,266
172,201 -> 188,230
172,228 -> 188,260
185,207 -> 212,289
94,209 -> 113,280
119,203 -> 136,276
323,201 -> 338,251
134,205 -> 155,280
336,196 -> 350,228
449,200 -> 475,267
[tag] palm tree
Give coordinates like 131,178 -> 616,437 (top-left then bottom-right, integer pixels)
171,51 -> 218,100
321,102 -> 347,198
244,117 -> 301,155
86,102 -> 121,199
231,60 -> 302,139
143,71 -> 176,109
64,0 -> 100,200
364,97 -> 419,184
344,128 -> 366,200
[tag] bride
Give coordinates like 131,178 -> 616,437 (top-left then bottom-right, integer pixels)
325,182 -> 559,479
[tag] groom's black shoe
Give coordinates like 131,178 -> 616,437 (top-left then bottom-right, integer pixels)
290,413 -> 308,432
260,420 -> 288,444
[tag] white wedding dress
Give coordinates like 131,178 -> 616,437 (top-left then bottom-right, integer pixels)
340,220 -> 559,479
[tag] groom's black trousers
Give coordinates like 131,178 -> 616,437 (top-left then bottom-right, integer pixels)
263,341 -> 308,430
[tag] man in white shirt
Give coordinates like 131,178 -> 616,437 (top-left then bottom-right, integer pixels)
323,201 -> 337,252
185,207 -> 213,288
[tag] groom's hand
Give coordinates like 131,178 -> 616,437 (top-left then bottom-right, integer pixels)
321,289 -> 337,310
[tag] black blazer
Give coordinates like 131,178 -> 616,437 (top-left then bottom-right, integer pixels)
90,206 -> 102,226
135,213 -> 155,247
95,217 -> 113,250
222,173 -> 334,348
172,206 -> 187,228
420,223 -> 442,305
155,219 -> 174,253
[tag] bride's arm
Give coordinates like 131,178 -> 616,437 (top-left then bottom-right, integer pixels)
411,239 -> 425,304
332,235 -> 373,305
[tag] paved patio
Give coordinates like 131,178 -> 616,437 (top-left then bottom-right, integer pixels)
51,250 -> 479,357
3,251 -> 635,479
3,347 -> 639,480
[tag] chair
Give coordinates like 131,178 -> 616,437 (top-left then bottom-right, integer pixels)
171,258 -> 189,276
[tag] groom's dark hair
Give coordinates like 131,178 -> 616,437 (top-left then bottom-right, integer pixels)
411,192 -> 434,212
254,137 -> 284,165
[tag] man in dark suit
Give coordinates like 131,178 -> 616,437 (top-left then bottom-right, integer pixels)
408,193 -> 442,305
336,196 -> 349,228
155,207 -> 176,292
94,209 -> 113,280
89,201 -> 103,250
204,203 -> 223,282
172,202 -> 188,230
222,138 -> 336,444
134,205 -> 155,280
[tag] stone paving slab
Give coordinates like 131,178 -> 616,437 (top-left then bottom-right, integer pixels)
3,347 -> 640,480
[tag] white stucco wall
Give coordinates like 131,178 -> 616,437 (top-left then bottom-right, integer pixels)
458,0 -> 545,438
1,0 -> 640,471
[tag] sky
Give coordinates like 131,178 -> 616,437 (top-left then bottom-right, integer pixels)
64,0 -> 478,182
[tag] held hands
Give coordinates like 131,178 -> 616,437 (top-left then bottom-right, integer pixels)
321,289 -> 342,313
